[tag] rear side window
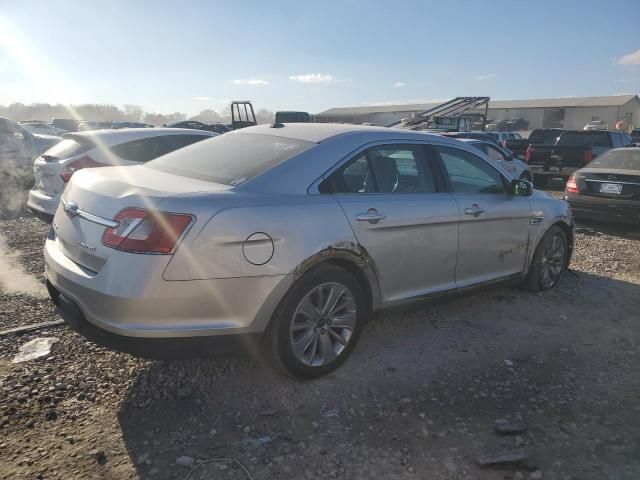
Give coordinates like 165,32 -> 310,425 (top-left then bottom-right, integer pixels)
110,134 -> 208,163
436,146 -> 506,194
557,131 -> 612,147
146,132 -> 313,185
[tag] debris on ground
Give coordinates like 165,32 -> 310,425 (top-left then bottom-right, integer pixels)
12,337 -> 59,363
476,448 -> 529,467
494,419 -> 528,435
175,455 -> 196,467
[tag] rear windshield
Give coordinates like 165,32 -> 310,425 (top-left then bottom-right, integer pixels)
42,138 -> 93,159
529,130 -> 562,145
586,149 -> 640,171
557,131 -> 611,147
110,134 -> 208,163
145,132 -> 314,185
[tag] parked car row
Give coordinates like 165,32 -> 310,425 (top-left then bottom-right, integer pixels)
525,130 -> 635,186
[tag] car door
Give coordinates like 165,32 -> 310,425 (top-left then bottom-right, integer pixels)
322,143 -> 460,303
434,145 -> 532,287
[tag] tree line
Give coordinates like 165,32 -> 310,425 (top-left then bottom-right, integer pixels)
0,103 -> 275,126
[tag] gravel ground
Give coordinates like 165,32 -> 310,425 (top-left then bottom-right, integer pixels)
1,211 -> 639,480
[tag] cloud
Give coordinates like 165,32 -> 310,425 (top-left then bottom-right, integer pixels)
233,79 -> 269,85
193,96 -> 211,101
475,73 -> 497,81
394,82 -> 407,87
289,73 -> 334,84
618,49 -> 640,65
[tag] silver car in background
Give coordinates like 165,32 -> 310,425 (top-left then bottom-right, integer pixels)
45,124 -> 574,378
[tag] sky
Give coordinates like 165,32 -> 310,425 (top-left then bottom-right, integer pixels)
0,0 -> 639,116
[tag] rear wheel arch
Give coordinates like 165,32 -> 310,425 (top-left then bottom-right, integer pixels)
292,250 -> 380,316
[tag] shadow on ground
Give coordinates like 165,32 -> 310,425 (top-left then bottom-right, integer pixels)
117,271 -> 640,480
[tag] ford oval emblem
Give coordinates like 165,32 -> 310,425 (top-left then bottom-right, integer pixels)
64,201 -> 79,217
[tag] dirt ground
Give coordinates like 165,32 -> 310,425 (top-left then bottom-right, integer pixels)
1,194 -> 639,480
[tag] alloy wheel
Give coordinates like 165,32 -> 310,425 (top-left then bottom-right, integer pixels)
289,282 -> 357,367
540,233 -> 566,288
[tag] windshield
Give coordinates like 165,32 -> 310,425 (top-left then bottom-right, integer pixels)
557,131 -> 611,147
146,132 -> 314,185
585,149 -> 640,171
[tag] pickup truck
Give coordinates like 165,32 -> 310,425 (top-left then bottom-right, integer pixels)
525,130 -> 634,186
502,128 -> 565,158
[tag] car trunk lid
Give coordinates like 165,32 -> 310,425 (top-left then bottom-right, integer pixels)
52,165 -> 231,272
33,137 -> 96,196
578,168 -> 640,200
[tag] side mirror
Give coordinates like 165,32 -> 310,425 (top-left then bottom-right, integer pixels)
511,178 -> 533,196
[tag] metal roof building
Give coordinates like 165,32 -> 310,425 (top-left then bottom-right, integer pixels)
315,95 -> 640,131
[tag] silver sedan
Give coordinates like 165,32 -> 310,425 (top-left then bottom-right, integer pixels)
45,124 -> 574,378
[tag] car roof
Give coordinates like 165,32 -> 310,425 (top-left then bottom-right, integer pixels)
165,120 -> 204,126
62,128 -> 217,145
236,123 -> 449,143
457,138 -> 484,144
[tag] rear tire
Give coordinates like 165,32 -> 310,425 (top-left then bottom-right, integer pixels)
533,174 -> 548,187
264,264 -> 366,379
524,226 -> 568,292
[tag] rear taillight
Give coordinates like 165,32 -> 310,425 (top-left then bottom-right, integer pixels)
565,174 -> 579,194
525,146 -> 532,162
102,208 -> 193,254
60,156 -> 105,183
583,148 -> 593,165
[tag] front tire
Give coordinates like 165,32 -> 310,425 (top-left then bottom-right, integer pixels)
264,264 -> 366,379
524,226 -> 568,292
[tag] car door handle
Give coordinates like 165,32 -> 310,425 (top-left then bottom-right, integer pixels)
464,205 -> 485,217
356,212 -> 386,222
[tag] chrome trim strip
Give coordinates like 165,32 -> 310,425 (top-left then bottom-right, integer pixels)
61,198 -> 119,229
584,179 -> 640,186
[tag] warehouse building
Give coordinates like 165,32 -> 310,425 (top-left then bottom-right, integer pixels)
315,95 -> 640,130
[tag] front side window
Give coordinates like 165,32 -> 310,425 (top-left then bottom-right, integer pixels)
436,146 -> 506,194
321,144 -> 437,194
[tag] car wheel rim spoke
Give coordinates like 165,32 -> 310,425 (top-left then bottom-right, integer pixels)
541,233 -> 565,287
290,282 -> 356,367
319,334 -> 337,363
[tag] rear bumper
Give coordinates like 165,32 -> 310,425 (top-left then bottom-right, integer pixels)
27,189 -> 60,222
48,281 -> 259,358
44,237 -> 293,342
566,194 -> 640,224
529,165 -> 579,178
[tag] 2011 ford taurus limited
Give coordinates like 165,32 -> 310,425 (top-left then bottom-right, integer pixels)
45,124 -> 574,378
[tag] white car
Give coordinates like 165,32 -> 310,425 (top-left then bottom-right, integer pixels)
458,138 -> 531,181
27,128 -> 217,222
20,122 -> 69,137
583,120 -> 608,131
485,131 -> 523,144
